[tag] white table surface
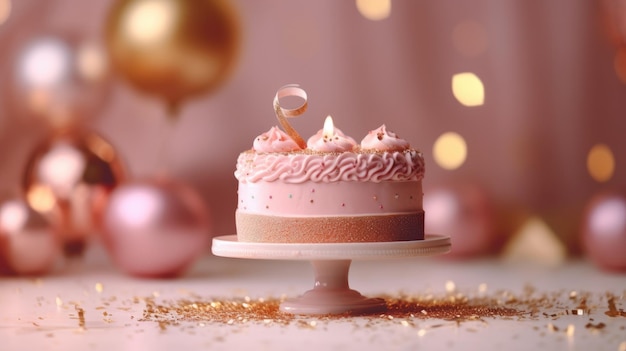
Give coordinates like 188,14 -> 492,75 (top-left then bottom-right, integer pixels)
1,244 -> 624,351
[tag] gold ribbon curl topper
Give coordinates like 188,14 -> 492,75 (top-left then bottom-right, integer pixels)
273,84 -> 308,149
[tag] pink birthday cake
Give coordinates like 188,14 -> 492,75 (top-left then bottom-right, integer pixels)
234,86 -> 425,243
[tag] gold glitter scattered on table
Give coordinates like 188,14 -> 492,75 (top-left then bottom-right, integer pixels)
139,288 -> 626,328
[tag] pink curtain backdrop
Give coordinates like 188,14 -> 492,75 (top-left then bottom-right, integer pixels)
1,0 -> 625,250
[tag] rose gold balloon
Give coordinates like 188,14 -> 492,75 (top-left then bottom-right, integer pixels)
424,182 -> 496,258
581,191 -> 626,272
5,29 -> 111,129
22,129 -> 126,257
0,196 -> 60,275
106,0 -> 240,114
101,177 -> 211,278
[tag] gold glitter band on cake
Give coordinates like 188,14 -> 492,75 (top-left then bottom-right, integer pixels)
273,84 -> 308,149
235,211 -> 425,243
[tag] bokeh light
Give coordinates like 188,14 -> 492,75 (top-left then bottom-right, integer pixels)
121,0 -> 177,45
0,0 -> 11,26
114,187 -> 164,227
77,42 -> 107,81
588,196 -> 626,237
433,132 -> 467,170
587,143 -> 615,182
38,143 -> 87,197
18,38 -> 71,87
356,0 -> 391,21
452,20 -> 487,58
452,72 -> 485,107
26,184 -> 57,213
0,200 -> 28,233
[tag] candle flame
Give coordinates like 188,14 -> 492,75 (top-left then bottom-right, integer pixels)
323,115 -> 334,140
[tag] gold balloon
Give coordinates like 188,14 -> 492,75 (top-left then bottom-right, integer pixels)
105,0 -> 240,114
22,130 -> 126,257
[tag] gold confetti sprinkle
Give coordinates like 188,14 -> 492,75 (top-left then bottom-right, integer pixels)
75,305 -> 86,329
417,329 -> 426,337
296,320 -> 318,329
606,295 -> 626,317
95,283 -> 104,293
585,322 -> 606,330
55,297 -> 63,307
576,296 -> 589,313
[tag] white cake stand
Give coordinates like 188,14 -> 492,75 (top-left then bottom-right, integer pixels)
212,234 -> 451,315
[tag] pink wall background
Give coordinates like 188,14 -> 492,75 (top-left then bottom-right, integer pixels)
1,0 -> 625,251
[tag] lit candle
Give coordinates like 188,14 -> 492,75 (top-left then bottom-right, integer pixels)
307,115 -> 357,152
322,115 -> 334,140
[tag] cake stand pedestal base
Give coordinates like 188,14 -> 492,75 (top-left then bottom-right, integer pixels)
280,260 -> 385,315
212,234 -> 451,315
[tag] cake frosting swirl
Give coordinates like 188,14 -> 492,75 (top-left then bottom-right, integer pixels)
360,124 -> 410,151
253,126 -> 301,153
236,150 -> 424,184
306,117 -> 357,152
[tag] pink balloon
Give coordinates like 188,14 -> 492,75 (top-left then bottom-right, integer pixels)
581,191 -> 626,272
101,177 -> 211,278
424,182 -> 496,258
0,196 -> 60,275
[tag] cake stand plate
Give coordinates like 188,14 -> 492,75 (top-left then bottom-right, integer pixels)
212,234 -> 450,315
